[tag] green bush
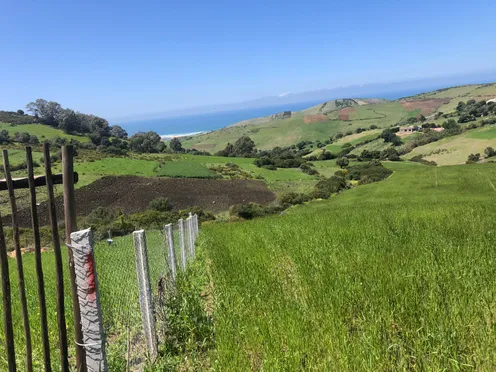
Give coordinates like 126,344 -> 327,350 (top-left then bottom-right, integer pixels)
346,161 -> 393,185
230,203 -> 283,220
278,192 -> 312,208
149,197 -> 172,212
314,175 -> 347,199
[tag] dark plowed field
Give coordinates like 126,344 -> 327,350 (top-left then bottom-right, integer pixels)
5,176 -> 276,228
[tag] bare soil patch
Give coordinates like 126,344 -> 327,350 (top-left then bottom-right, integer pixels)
338,107 -> 356,121
400,98 -> 450,115
303,114 -> 328,124
5,176 -> 276,228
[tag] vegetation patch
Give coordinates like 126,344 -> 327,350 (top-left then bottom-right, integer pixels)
157,161 -> 218,178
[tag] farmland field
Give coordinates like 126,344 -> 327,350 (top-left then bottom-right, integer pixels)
0,123 -> 90,143
194,162 -> 496,370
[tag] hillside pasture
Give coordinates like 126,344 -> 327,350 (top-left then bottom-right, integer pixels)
404,126 -> 496,165
0,123 -> 90,142
197,162 -> 496,370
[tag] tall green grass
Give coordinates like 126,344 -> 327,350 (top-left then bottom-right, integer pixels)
196,162 -> 496,370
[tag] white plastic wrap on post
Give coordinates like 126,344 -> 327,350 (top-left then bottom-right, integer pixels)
164,224 -> 177,281
132,230 -> 158,359
178,219 -> 187,270
71,228 -> 108,372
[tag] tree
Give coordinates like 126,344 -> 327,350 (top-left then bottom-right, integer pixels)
110,125 -> 128,139
129,131 -> 162,153
466,153 -> 480,164
16,109 -> 24,115
336,157 -> 349,168
14,132 -> 31,143
233,136 -> 256,157
58,109 -> 80,133
485,147 -> 495,158
170,137 -> 184,152
0,130 -> 10,144
26,99 -> 62,126
29,135 -> 40,145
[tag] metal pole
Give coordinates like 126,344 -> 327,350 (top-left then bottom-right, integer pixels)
0,214 -> 16,371
62,145 -> 86,371
3,149 -> 33,372
26,147 -> 51,371
43,144 -> 70,371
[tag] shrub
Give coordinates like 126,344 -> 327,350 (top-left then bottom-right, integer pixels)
262,164 -> 277,171
466,153 -> 480,164
230,203 -> 283,219
485,147 -> 495,158
314,175 -> 347,199
278,192 -> 312,207
346,161 -> 393,185
149,197 -> 172,212
336,157 -> 349,168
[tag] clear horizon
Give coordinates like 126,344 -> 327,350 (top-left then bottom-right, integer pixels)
2,0 -> 495,119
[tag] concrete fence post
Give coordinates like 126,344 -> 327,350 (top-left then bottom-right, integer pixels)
164,224 -> 177,281
178,219 -> 187,270
132,230 -> 157,360
71,228 -> 108,372
186,215 -> 194,258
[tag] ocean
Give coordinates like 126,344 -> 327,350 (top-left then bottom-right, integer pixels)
116,88 -> 427,137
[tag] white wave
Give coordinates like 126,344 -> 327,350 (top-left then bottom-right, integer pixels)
160,131 -> 204,139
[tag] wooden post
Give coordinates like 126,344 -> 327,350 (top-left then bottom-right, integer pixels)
43,144 -> 70,371
164,224 -> 177,280
62,145 -> 86,371
178,219 -> 187,270
187,215 -> 195,258
26,147 -> 51,371
0,214 -> 16,371
3,149 -> 33,372
71,229 -> 108,372
132,230 -> 157,359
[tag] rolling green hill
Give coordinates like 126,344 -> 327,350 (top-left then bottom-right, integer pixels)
195,161 -> 496,370
181,83 -> 496,153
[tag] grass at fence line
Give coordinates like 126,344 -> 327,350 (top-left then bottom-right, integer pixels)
156,161 -> 218,178
0,229 -> 174,371
196,162 -> 496,370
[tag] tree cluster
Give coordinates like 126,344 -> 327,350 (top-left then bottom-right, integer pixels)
215,136 -> 257,157
456,100 -> 496,123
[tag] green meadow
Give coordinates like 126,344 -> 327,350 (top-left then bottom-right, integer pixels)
193,162 -> 496,370
0,123 -> 90,143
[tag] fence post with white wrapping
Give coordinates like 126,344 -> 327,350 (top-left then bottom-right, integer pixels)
70,228 -> 108,372
164,224 -> 177,281
132,230 -> 158,360
178,219 -> 187,270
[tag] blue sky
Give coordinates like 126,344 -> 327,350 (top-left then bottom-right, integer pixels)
1,0 -> 495,119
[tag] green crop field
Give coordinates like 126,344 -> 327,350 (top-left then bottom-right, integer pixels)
0,123 -> 90,143
156,161 -> 218,178
194,162 -> 496,370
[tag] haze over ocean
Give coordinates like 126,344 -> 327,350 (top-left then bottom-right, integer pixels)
117,88 -> 425,137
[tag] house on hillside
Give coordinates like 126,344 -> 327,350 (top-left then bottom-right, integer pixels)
398,125 -> 420,135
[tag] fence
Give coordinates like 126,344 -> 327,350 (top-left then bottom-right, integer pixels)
0,144 -> 201,371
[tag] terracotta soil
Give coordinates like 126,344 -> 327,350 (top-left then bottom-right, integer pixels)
303,114 -> 328,124
400,98 -> 450,116
4,176 -> 276,228
338,107 -> 356,121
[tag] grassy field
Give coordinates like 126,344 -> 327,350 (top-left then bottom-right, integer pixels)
307,130 -> 381,157
156,161 -> 218,178
404,126 -> 496,165
0,230 -> 174,370
181,102 -> 412,153
196,162 -> 496,370
0,123 -> 90,143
